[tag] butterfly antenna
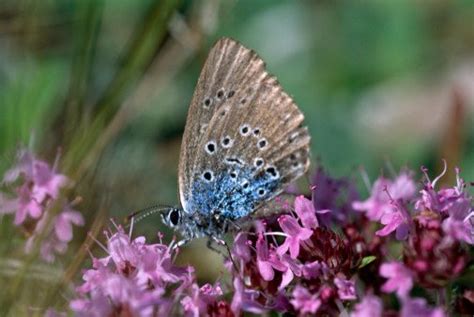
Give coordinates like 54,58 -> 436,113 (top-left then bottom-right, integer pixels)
125,204 -> 173,228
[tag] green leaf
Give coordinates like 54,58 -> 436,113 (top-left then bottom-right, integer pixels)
359,255 -> 377,268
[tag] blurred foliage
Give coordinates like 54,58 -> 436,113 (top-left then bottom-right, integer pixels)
0,0 -> 473,315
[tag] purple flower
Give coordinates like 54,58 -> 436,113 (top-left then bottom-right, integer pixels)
233,232 -> 251,262
276,215 -> 312,258
400,297 -> 445,317
380,262 -> 414,298
353,172 -> 415,221
351,295 -> 383,317
295,195 -> 319,228
24,204 -> 84,262
72,226 -> 208,317
55,206 -> 84,242
0,149 -> 83,261
1,150 -> 69,225
414,166 -> 473,244
294,195 -> 330,229
181,283 -> 223,317
375,202 -> 411,240
310,167 -> 359,225
301,260 -> 323,279
334,277 -> 357,300
230,276 -> 265,315
256,234 -> 287,281
290,285 -> 322,315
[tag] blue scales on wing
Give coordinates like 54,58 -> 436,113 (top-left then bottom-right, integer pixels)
187,164 -> 280,220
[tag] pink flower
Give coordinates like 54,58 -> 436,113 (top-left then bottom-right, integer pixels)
256,234 -> 286,281
400,297 -> 445,317
290,285 -> 322,314
181,283 -> 223,317
230,276 -> 265,315
380,262 -> 414,298
55,207 -> 84,242
415,166 -> 473,244
1,150 -> 70,225
310,167 -> 359,225
0,149 -> 82,261
353,172 -> 415,221
294,195 -> 330,229
233,232 -> 251,262
13,184 -> 43,225
334,277 -> 357,300
351,295 -> 383,317
72,227 -> 203,317
276,215 -> 313,258
375,203 -> 411,240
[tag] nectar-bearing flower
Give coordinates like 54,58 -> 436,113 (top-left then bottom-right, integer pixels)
0,149 -> 84,261
64,163 -> 470,316
72,226 -> 232,317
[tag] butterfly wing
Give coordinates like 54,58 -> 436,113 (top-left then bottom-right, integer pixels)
178,38 -> 310,220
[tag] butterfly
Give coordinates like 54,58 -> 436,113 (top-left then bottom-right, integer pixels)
159,38 -> 310,247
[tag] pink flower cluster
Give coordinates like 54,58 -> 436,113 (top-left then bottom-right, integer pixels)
0,150 -> 84,261
68,165 -> 472,316
227,195 -> 356,315
71,226 -> 232,317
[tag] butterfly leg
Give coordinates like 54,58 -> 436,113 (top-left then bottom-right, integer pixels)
173,238 -> 191,250
207,237 -> 238,271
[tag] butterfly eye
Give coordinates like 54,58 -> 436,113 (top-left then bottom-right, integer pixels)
168,209 -> 181,226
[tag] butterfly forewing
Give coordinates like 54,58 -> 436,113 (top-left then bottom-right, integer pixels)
179,38 -> 310,221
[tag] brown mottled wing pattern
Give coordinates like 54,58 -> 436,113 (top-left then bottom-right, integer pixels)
178,38 -> 310,214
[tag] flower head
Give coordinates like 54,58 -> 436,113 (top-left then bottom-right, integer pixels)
277,215 -> 312,258
400,297 -> 445,317
351,295 -> 383,317
310,167 -> 359,225
0,149 -> 83,262
353,172 -> 416,221
380,261 -> 414,298
290,285 -> 322,315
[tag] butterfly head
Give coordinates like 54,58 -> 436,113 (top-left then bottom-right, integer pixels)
161,207 -> 184,228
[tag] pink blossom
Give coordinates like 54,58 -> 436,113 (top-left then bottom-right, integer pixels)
310,167 -> 359,225
353,172 -> 415,221
230,276 -> 265,315
294,195 -> 330,229
351,295 -> 383,317
256,234 -> 286,281
400,297 -> 445,317
72,227 -> 206,317
375,203 -> 411,240
290,285 -> 322,315
334,277 -> 357,300
181,283 -> 223,317
276,215 -> 313,258
380,262 -> 414,298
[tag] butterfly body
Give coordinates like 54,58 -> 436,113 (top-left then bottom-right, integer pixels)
163,38 -> 310,241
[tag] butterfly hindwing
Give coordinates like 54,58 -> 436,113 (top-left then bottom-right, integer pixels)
178,38 -> 310,220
